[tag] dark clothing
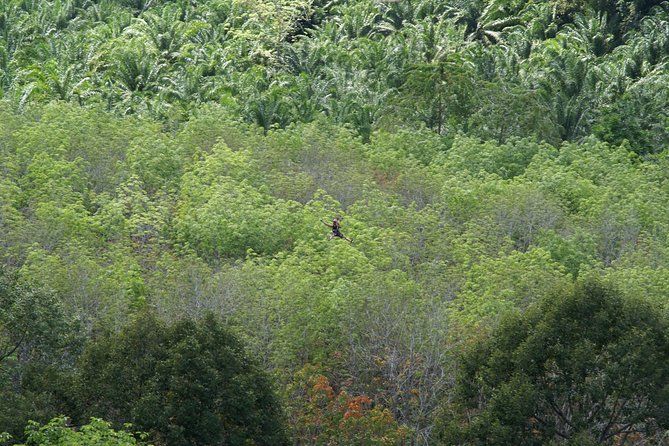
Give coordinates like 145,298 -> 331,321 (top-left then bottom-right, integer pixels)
332,221 -> 343,237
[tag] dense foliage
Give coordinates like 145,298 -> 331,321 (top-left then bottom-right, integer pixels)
0,0 -> 668,148
1,0 -> 669,444
0,268 -> 81,439
19,417 -> 148,446
439,281 -> 669,445
76,313 -> 287,446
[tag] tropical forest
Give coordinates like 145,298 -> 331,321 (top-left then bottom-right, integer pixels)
1,0 -> 669,444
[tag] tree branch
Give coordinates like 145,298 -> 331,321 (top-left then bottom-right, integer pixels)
546,397 -> 576,431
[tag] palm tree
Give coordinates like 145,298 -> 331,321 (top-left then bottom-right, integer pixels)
123,4 -> 188,61
1,2 -> 32,60
402,19 -> 466,64
15,58 -> 88,107
81,0 -> 133,38
111,39 -> 165,94
372,0 -> 420,36
377,31 -> 414,88
0,45 -> 9,93
564,11 -> 615,56
282,72 -> 330,123
402,56 -> 476,135
278,35 -> 328,77
447,0 -> 524,45
627,3 -> 669,68
388,19 -> 474,135
332,0 -> 383,39
235,66 -> 294,133
88,37 -> 166,113
529,40 -> 599,141
318,62 -> 392,141
120,0 -> 160,16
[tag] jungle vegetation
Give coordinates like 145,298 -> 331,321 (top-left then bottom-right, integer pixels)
1,0 -> 669,444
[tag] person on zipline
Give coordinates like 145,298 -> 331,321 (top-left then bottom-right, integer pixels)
321,216 -> 352,243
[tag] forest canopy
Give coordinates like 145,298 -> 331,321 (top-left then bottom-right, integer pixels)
1,0 -> 669,445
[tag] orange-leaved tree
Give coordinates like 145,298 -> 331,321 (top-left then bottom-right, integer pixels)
286,364 -> 410,445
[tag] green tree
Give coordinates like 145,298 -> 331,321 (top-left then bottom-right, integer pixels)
0,266 -> 76,371
397,53 -> 475,135
593,72 -> 669,155
20,416 -> 148,446
0,267 -> 80,442
76,312 -> 288,446
468,81 -> 560,144
449,0 -> 525,45
439,280 -> 669,445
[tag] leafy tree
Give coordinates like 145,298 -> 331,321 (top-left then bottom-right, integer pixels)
467,81 -> 560,144
593,72 -> 669,155
19,244 -> 145,332
0,267 -> 81,442
76,312 -> 288,446
176,161 -> 301,259
397,54 -> 475,135
4,2 -> 669,443
449,248 -> 571,332
0,177 -> 25,266
442,136 -> 555,179
0,266 -> 76,370
439,280 -> 669,445
20,416 -> 148,446
285,364 -> 409,445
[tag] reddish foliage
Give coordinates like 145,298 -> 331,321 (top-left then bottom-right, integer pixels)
286,365 -> 410,445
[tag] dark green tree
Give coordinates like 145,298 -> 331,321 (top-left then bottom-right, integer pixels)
438,281 -> 669,445
76,312 -> 288,446
0,267 -> 81,442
